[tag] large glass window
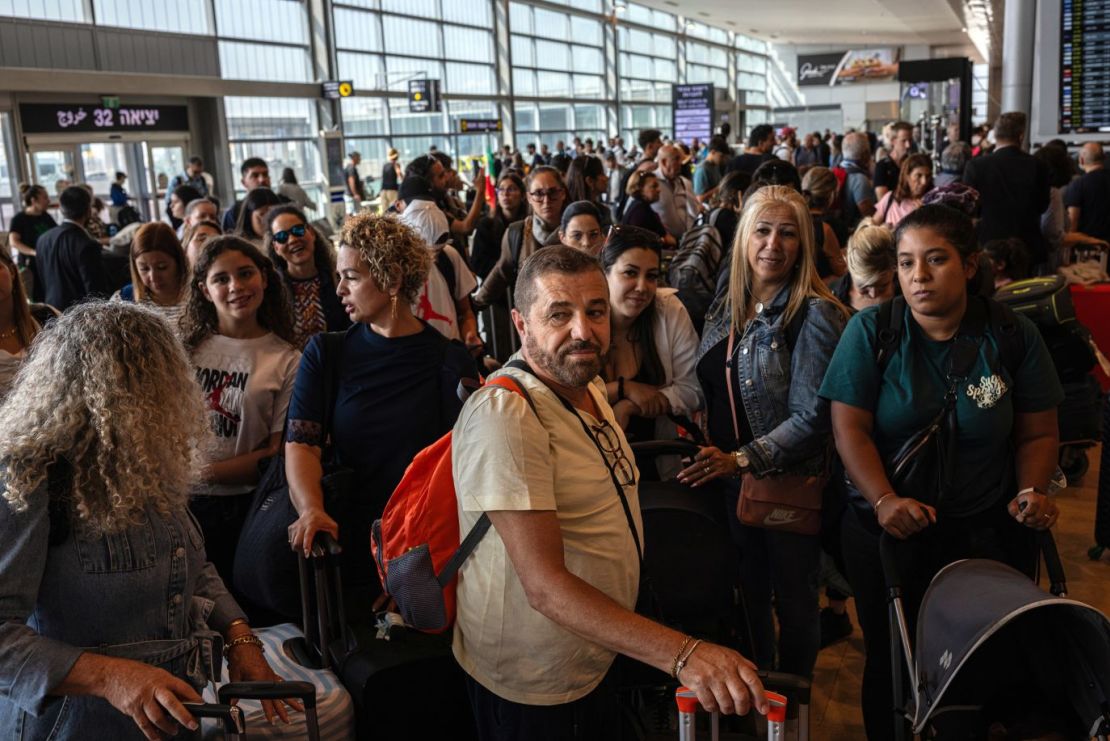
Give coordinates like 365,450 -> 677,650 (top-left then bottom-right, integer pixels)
0,0 -> 86,22
94,0 -> 210,33
214,0 -> 312,82
226,96 -> 322,208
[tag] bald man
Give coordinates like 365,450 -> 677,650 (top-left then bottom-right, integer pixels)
652,144 -> 701,239
1064,142 -> 1110,241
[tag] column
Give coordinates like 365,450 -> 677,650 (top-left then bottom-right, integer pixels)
1000,0 -> 1036,140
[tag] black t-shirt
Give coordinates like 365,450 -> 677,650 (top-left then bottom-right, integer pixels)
345,165 -> 365,198
873,158 -> 900,192
724,151 -> 774,176
1064,168 -> 1110,242
697,339 -> 754,452
381,162 -> 399,191
9,211 -> 57,252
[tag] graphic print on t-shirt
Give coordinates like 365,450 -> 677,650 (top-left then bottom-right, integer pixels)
196,367 -> 248,438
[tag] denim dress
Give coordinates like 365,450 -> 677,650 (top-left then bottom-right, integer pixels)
696,284 -> 846,678
0,473 -> 246,740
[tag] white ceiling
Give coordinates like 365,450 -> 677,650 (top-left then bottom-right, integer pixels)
633,0 -> 979,51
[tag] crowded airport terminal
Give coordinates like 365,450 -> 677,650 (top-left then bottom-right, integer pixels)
3,0 -> 1110,739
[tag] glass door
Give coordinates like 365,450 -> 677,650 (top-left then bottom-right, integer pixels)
79,142 -> 129,225
145,143 -> 186,221
28,147 -> 77,221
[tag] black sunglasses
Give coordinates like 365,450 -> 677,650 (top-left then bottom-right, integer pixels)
272,224 -> 307,244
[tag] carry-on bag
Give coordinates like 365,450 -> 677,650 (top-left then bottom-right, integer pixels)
193,681 -> 318,740
673,681 -> 806,740
994,275 -> 1077,328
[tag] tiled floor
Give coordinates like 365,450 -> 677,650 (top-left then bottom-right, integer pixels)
809,444 -> 1110,738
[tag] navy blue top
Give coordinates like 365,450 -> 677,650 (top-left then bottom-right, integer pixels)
286,322 -> 478,520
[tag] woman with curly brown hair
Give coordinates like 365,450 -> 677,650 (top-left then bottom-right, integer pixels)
0,302 -> 296,740
284,213 -> 478,598
182,235 -> 301,582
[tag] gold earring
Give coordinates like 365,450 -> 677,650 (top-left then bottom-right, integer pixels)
391,294 -> 398,320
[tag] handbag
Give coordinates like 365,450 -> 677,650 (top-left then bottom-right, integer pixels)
233,332 -> 353,620
725,321 -> 826,535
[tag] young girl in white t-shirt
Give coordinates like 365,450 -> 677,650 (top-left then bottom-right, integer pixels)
182,234 -> 301,582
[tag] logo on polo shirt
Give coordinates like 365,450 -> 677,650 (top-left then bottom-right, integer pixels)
966,373 -> 1008,409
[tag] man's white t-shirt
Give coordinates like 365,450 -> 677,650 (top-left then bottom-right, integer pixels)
191,332 -> 301,496
413,245 -> 477,341
451,365 -> 642,706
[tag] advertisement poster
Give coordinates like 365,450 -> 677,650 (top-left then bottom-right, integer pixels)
797,49 -> 900,86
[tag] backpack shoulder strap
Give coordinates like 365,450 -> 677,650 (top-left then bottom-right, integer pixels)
435,249 -> 457,298
984,297 -> 1026,379
875,296 -> 904,372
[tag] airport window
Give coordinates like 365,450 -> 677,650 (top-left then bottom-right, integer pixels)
93,0 -> 210,34
622,2 -> 675,32
218,40 -> 312,83
0,0 -> 86,22
214,0 -> 309,45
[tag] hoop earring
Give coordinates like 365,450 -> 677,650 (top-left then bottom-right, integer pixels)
390,294 -> 398,320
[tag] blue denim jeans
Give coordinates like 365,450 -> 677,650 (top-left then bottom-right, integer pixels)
725,483 -> 821,679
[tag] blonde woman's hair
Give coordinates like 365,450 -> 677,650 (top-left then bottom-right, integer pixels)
0,302 -> 207,534
339,212 -> 430,304
800,167 -> 837,211
727,185 -> 850,331
0,250 -> 40,348
846,222 -> 896,288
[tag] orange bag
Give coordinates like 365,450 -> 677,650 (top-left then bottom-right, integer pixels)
370,374 -> 535,633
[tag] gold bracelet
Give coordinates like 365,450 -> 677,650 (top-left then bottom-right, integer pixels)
674,639 -> 703,680
670,635 -> 694,678
226,618 -> 249,631
223,634 -> 264,657
874,492 -> 895,511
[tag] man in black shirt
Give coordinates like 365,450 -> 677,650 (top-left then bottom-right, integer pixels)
724,124 -> 776,177
380,147 -> 401,213
345,151 -> 367,214
963,112 -> 1052,267
872,120 -> 913,201
36,186 -> 111,310
1065,142 -> 1110,242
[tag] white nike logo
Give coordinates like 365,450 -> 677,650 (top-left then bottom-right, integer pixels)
763,509 -> 801,526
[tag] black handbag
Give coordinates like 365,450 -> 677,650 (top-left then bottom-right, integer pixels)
233,331 -> 352,621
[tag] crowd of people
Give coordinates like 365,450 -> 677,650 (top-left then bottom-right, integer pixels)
0,109 -> 1101,741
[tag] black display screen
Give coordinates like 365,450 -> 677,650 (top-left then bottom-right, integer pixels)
1061,0 -> 1110,133
20,103 -> 190,134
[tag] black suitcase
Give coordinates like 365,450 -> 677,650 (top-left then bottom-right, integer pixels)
1059,375 -> 1103,444
994,276 -> 1077,328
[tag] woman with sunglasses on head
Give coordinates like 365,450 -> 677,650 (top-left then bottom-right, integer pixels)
181,236 -> 300,584
819,204 -> 1062,740
566,155 -> 612,230
285,214 -> 478,600
111,222 -> 190,327
558,201 -> 606,256
600,225 -> 702,478
679,186 -> 850,681
473,172 -> 528,282
621,170 -> 676,248
264,205 -> 350,350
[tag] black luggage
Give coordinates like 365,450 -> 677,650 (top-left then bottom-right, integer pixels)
1059,375 -> 1103,444
993,275 -> 1077,328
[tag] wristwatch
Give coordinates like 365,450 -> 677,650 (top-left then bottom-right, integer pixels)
733,450 -> 750,473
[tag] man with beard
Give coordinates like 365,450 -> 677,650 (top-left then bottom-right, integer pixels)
451,246 -> 768,741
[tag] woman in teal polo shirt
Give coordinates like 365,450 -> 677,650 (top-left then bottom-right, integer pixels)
819,203 -> 1063,741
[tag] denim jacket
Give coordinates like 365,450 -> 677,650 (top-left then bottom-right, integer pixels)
0,473 -> 245,740
696,284 -> 846,477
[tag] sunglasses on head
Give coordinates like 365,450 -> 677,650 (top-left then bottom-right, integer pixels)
272,224 -> 307,244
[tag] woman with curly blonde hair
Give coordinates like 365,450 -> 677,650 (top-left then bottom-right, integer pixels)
283,213 -> 479,601
181,235 -> 301,583
0,302 -> 296,740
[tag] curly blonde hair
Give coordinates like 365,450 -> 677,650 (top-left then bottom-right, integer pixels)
340,212 -> 430,303
0,302 -> 207,534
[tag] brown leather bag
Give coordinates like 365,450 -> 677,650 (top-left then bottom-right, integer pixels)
726,323 -> 826,535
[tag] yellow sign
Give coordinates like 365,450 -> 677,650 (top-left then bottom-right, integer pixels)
338,82 -> 353,97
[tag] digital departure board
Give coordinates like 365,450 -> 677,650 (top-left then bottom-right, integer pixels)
1060,0 -> 1110,133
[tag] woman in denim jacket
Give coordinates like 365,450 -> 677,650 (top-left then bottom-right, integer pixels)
0,303 -> 295,740
678,186 -> 849,678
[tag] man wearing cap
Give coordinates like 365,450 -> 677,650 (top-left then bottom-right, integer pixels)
345,151 -> 367,214
380,148 -> 402,214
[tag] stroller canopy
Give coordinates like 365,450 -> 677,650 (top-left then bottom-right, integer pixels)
912,558 -> 1110,735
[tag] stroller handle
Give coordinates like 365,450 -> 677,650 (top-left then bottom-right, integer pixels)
879,530 -> 905,593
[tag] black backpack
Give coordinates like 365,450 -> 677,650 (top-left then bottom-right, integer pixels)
668,209 -> 725,330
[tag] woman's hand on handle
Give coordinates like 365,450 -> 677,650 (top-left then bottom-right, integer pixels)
287,506 -> 338,558
677,446 -> 737,487
876,495 -> 936,540
1008,489 -> 1058,530
676,642 -> 768,717
97,656 -> 202,740
227,644 -> 304,725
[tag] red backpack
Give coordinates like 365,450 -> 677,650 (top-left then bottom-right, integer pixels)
370,373 -> 536,633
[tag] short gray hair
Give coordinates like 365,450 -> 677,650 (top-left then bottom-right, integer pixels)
842,132 -> 871,162
941,142 -> 971,173
515,245 -> 603,318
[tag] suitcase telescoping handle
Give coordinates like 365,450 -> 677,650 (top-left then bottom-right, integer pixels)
297,531 -> 351,671
181,702 -> 245,739
217,681 -> 320,741
674,688 -> 789,740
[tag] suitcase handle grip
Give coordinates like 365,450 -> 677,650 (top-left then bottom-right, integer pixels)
757,671 -> 811,706
310,531 -> 342,558
181,702 -> 245,734
217,680 -> 317,710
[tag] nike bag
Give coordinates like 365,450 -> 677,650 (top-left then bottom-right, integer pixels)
737,471 -> 825,535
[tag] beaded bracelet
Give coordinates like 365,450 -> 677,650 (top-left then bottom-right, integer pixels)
224,634 -> 264,657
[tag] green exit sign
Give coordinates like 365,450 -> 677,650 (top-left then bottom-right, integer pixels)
101,96 -> 120,110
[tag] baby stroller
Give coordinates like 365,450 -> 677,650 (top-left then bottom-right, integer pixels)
882,528 -> 1110,739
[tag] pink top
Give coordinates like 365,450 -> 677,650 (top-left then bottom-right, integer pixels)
875,192 -> 922,228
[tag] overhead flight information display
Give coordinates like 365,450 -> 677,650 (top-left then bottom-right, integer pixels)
1060,0 -> 1110,133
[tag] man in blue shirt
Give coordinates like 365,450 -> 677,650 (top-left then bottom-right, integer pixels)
165,156 -> 208,219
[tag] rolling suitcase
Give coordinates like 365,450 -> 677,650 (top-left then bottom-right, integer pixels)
994,275 -> 1077,328
202,536 -> 356,739
671,675 -> 810,740
190,681 -> 319,740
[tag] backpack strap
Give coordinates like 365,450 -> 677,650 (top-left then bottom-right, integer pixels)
434,249 -> 457,299
875,296 -> 904,372
436,370 -> 538,588
984,297 -> 1025,379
